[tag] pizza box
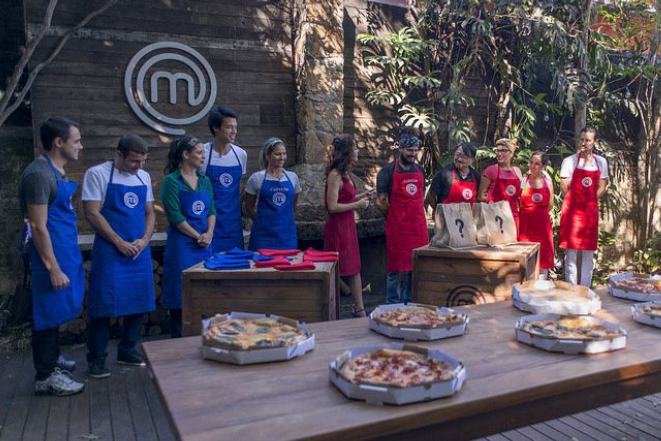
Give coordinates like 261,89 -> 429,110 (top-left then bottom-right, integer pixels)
512,280 -> 601,315
608,273 -> 661,302
201,312 -> 315,365
515,313 -> 626,355
368,303 -> 469,341
631,302 -> 661,329
328,343 -> 466,406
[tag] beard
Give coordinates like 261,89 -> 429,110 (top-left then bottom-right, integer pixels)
400,154 -> 414,166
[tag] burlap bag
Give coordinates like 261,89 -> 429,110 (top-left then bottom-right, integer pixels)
430,203 -> 478,249
473,201 -> 517,246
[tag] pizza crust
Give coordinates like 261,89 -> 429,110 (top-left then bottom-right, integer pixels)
203,317 -> 308,351
373,306 -> 463,329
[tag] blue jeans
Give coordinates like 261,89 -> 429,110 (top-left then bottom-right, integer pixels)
386,271 -> 412,304
87,313 -> 144,364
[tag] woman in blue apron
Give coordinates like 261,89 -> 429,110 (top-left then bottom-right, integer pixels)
244,138 -> 300,251
161,136 -> 215,338
86,136 -> 155,376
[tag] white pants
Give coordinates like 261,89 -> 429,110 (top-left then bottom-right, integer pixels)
564,249 -> 595,286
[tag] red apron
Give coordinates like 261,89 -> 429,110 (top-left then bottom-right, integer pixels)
443,168 -> 478,204
385,164 -> 429,272
558,161 -> 600,250
518,177 -> 554,269
488,166 -> 521,230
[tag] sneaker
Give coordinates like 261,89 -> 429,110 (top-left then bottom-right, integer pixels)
34,368 -> 84,396
88,361 -> 110,379
56,355 -> 76,372
117,350 -> 146,367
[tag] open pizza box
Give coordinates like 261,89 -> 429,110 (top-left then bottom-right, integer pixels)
328,343 -> 466,406
368,303 -> 468,341
515,313 -> 626,355
631,302 -> 661,329
201,312 -> 314,365
609,273 -> 661,302
512,280 -> 601,315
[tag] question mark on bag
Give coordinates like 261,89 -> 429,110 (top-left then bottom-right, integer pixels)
495,215 -> 504,234
455,219 -> 465,238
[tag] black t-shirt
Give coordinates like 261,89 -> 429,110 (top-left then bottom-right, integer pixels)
429,164 -> 481,203
376,161 -> 426,198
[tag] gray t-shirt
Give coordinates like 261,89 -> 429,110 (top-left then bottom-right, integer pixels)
19,156 -> 67,218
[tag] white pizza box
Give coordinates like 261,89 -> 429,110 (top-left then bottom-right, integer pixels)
368,303 -> 469,341
515,313 -> 626,355
631,302 -> 661,329
608,273 -> 661,302
512,280 -> 601,315
201,312 -> 314,365
328,343 -> 466,406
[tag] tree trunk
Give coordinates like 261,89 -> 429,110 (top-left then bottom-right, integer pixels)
574,0 -> 592,148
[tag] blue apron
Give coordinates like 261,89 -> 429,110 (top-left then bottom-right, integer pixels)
29,154 -> 85,331
162,176 -> 212,309
204,144 -> 243,252
89,162 -> 155,318
248,170 -> 297,250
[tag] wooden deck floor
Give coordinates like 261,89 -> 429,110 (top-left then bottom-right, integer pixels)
1,340 -> 661,441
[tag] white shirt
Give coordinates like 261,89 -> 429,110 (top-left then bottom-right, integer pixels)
82,161 -> 155,206
245,170 -> 302,196
201,143 -> 247,175
560,153 -> 608,182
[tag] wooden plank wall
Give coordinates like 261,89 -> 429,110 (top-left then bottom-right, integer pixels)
26,0 -> 296,234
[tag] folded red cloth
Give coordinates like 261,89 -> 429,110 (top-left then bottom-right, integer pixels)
258,249 -> 301,257
303,254 -> 338,262
274,262 -> 316,271
304,248 -> 339,257
254,257 -> 291,268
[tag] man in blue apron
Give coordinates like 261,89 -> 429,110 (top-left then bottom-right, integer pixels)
19,116 -> 85,396
82,134 -> 156,378
203,106 -> 247,252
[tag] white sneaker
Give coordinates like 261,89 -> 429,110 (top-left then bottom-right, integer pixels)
34,368 -> 85,396
56,355 -> 76,372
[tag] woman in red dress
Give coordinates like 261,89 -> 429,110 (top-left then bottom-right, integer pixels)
518,151 -> 555,279
324,135 -> 373,317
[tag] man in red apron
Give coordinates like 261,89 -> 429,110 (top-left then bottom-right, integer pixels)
559,127 -> 609,286
376,131 -> 429,304
426,142 -> 480,208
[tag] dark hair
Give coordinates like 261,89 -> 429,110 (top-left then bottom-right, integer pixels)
117,134 -> 148,158
165,136 -> 201,174
531,150 -> 549,166
455,142 -> 477,158
326,134 -> 356,177
208,106 -> 238,136
39,116 -> 79,151
580,126 -> 599,140
261,137 -> 285,168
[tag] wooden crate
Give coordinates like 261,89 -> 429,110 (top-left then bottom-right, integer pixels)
181,258 -> 339,336
412,243 -> 539,306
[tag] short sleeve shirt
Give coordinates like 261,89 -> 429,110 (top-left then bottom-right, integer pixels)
81,161 -> 155,207
429,164 -> 481,203
560,154 -> 608,182
19,156 -> 65,218
376,161 -> 426,198
245,170 -> 302,196
201,143 -> 247,176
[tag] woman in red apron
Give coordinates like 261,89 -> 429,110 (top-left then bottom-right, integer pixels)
478,138 -> 522,230
518,151 -> 555,279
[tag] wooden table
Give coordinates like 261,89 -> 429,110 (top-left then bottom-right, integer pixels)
181,255 -> 339,336
143,289 -> 661,441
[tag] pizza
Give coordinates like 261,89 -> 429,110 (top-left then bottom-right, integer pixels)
339,348 -> 454,388
518,288 -> 591,304
521,316 -> 622,341
612,276 -> 661,293
373,306 -> 463,328
640,304 -> 661,318
203,317 -> 308,350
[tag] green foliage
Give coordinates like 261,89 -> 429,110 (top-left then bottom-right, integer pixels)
631,234 -> 661,274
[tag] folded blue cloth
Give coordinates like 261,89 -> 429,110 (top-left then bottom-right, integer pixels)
204,258 -> 251,270
214,249 -> 254,260
252,254 -> 275,262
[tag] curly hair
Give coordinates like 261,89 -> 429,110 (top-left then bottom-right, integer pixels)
326,134 -> 356,177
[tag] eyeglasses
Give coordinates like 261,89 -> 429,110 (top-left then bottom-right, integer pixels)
494,149 -> 511,155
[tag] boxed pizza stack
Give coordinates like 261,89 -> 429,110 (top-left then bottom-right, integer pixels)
512,280 -> 601,315
368,303 -> 468,341
609,273 -> 661,302
328,343 -> 466,405
201,312 -> 315,365
631,302 -> 661,329
515,313 -> 626,355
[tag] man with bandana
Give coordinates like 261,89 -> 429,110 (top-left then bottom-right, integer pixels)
376,130 -> 429,304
